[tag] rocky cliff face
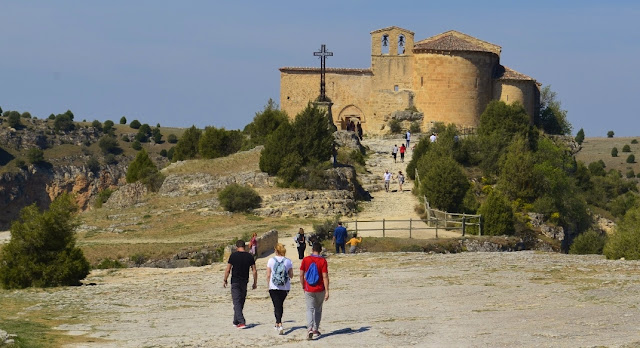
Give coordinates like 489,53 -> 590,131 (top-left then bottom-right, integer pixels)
0,162 -> 128,230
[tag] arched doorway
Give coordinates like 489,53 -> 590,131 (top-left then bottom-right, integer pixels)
337,105 -> 365,131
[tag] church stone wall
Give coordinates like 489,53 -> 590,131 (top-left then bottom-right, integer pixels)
493,80 -> 539,123
412,51 -> 498,128
280,71 -> 372,129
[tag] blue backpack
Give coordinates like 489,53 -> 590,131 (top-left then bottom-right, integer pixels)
304,260 -> 320,286
272,258 -> 289,286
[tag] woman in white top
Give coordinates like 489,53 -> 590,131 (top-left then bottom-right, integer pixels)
266,243 -> 294,335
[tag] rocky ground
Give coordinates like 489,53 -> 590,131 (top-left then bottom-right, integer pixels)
5,250 -> 640,348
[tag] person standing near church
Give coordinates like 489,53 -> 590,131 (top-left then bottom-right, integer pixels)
223,239 -> 258,329
332,222 -> 348,254
392,144 -> 398,163
405,130 -> 411,148
399,144 -> 406,163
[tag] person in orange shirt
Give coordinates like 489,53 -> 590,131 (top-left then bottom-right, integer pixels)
345,234 -> 362,253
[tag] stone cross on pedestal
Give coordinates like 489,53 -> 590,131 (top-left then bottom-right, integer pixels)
314,44 -> 333,102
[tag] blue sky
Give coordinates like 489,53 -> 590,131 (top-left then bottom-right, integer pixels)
1,1 -> 638,137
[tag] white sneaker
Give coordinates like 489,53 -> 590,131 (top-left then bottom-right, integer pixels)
278,326 -> 284,335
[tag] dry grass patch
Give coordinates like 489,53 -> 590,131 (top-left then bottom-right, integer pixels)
0,293 -> 105,347
162,149 -> 261,176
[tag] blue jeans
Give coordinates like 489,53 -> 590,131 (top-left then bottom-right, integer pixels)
335,243 -> 346,254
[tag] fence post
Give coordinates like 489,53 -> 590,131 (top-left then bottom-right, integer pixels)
462,216 -> 466,236
479,215 -> 482,236
355,220 -> 358,235
409,218 -> 412,239
444,213 -> 448,228
382,219 -> 385,238
435,218 -> 438,239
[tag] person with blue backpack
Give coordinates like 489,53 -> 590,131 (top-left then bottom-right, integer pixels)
266,243 -> 294,335
299,242 -> 330,340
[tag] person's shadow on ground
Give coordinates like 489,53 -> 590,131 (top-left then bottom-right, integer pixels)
284,325 -> 307,335
316,326 -> 371,340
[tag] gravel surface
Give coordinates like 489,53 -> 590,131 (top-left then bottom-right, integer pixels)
5,250 -> 639,347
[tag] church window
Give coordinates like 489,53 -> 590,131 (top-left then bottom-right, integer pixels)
421,77 -> 424,87
381,35 -> 389,55
394,85 -> 399,92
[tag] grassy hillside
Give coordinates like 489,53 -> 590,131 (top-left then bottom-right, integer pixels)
575,136 -> 640,181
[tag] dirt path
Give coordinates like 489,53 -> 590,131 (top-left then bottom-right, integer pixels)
8,251 -> 637,348
349,136 -> 461,239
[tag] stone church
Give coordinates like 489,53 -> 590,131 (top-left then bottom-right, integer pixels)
279,26 -> 540,134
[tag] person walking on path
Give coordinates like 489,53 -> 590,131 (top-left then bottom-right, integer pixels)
223,240 -> 258,329
300,242 -> 330,340
248,233 -> 258,259
266,243 -> 294,335
396,170 -> 405,192
405,130 -> 411,148
383,169 -> 392,192
333,222 -> 348,254
392,144 -> 398,163
399,144 -> 406,163
293,228 -> 308,260
345,233 -> 363,253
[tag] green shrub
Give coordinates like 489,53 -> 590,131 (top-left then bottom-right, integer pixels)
8,111 -> 21,128
126,149 -> 158,183
218,184 -> 262,212
569,229 -> 606,255
312,216 -> 342,242
611,147 -> 618,157
607,130 -> 614,138
21,111 -> 31,119
160,149 -> 168,157
95,258 -> 125,269
121,134 -> 130,142
129,120 -> 141,129
243,99 -> 289,148
54,113 -> 75,132
27,148 -> 45,164
94,189 -> 113,208
409,121 -> 421,134
167,134 -> 178,143
631,139 -> 638,144
604,206 -> 640,259
132,140 -> 142,151
130,253 -> 147,267
98,135 -> 121,155
626,169 -> 636,179
622,144 -> 631,152
588,161 -> 606,176
478,190 -> 515,236
0,193 -> 90,289
119,116 -> 127,124
91,120 -> 102,130
418,153 -> 469,212
627,154 -> 635,164
104,154 -> 117,165
86,156 -> 100,174
172,126 -> 201,161
388,119 -> 402,134
575,128 -> 585,145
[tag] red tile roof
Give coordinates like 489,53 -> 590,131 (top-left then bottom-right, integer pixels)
494,65 -> 535,81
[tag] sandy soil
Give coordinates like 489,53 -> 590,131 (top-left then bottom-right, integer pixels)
4,249 -> 637,348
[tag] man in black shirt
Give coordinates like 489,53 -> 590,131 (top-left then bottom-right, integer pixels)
223,239 -> 258,328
